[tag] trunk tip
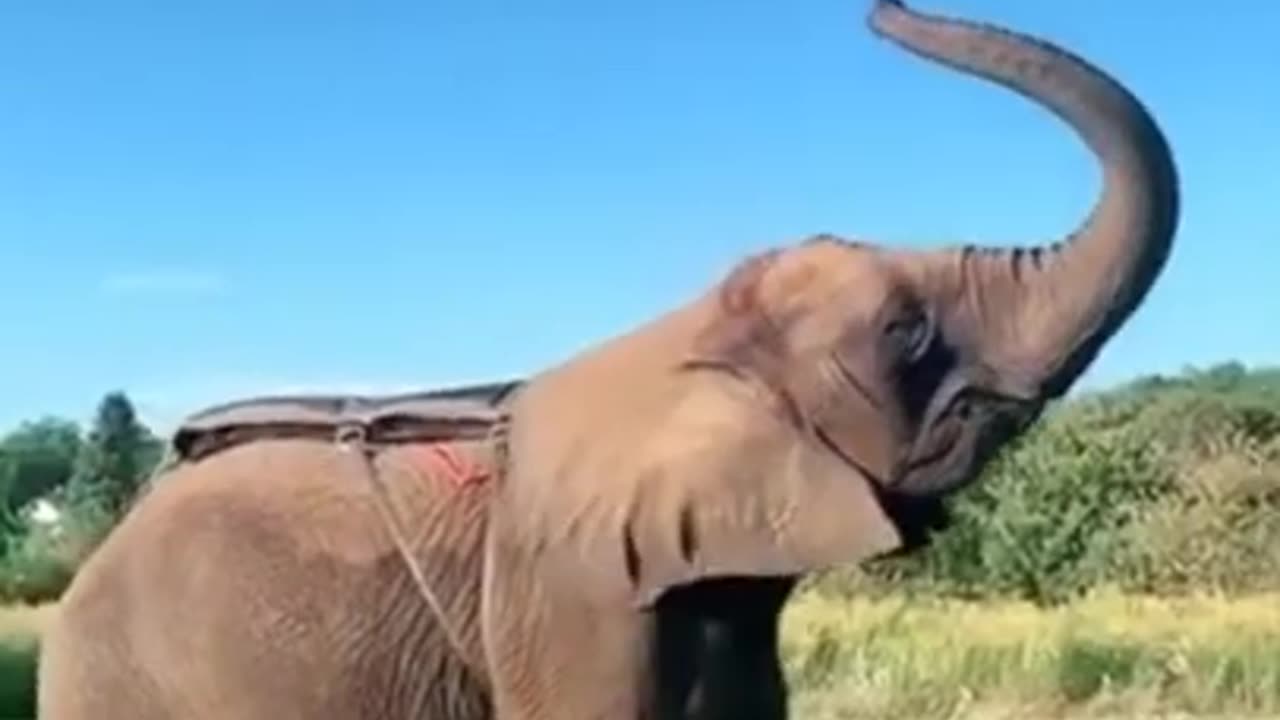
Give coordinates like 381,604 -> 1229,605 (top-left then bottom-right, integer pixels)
867,0 -> 909,37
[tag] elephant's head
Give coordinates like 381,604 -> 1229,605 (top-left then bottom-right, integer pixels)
495,0 -> 1179,607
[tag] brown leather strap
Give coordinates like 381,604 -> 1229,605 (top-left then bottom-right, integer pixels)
179,417 -> 500,463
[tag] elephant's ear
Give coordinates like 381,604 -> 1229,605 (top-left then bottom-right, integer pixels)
493,252 -> 904,607
497,376 -> 903,608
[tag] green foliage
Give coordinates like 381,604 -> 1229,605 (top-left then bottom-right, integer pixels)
0,418 -> 81,526
0,391 -> 162,605
1055,638 -> 1145,703
821,361 -> 1280,605
0,640 -> 36,719
68,391 -> 163,517
0,499 -> 115,605
872,413 -> 1176,604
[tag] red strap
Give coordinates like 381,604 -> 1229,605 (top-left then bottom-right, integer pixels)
415,442 -> 489,488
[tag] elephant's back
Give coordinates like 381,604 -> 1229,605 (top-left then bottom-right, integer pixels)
51,437 -> 495,718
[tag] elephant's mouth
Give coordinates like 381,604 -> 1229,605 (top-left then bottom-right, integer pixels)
891,424 -> 967,496
814,423 -> 955,553
906,425 -> 960,474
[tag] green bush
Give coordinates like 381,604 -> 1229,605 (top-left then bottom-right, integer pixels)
858,408 -> 1177,605
0,499 -> 114,605
818,362 -> 1280,604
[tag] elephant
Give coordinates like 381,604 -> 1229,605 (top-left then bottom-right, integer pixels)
37,1 -> 1180,719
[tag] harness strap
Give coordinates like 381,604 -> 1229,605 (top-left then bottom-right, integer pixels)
336,423 -> 473,663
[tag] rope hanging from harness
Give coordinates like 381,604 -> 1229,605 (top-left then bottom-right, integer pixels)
335,422 -> 475,662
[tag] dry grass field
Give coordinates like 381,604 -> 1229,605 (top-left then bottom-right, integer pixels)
0,603 -> 55,642
781,587 -> 1280,719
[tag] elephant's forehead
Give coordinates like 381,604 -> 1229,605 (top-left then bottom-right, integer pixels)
768,242 -> 900,310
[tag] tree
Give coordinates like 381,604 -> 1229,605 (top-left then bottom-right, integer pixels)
70,392 -> 162,516
0,417 -> 83,527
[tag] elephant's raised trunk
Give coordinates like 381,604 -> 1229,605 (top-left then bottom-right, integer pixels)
868,0 -> 1180,397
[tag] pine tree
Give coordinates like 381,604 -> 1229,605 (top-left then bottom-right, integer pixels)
71,391 -> 159,516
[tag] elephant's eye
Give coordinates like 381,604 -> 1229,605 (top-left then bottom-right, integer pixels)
884,308 -> 931,364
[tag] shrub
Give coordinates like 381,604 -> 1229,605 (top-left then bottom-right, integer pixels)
0,499 -> 114,605
814,362 -> 1280,604
857,408 -> 1177,605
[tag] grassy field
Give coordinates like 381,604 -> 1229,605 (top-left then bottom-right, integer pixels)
2,593 -> 1278,719
781,587 -> 1280,719
0,603 -> 51,718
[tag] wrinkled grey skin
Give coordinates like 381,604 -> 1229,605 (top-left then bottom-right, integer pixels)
38,2 -> 1179,719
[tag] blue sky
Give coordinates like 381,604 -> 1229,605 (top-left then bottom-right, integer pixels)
2,0 -> 1277,433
